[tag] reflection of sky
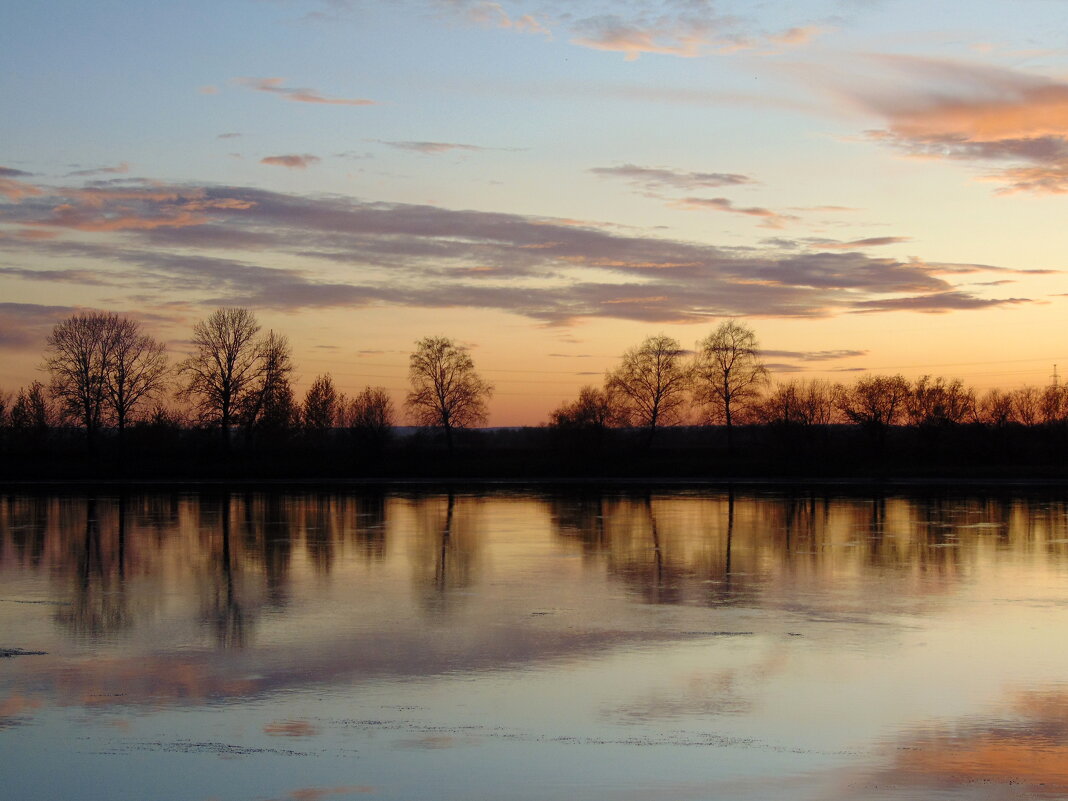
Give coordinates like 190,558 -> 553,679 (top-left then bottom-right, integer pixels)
3,489 -> 1068,800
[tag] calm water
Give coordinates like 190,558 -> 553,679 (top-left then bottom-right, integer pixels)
3,487 -> 1068,800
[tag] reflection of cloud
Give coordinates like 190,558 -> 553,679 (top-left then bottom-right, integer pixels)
235,77 -> 375,106
261,154 -> 321,169
280,787 -> 375,801
264,719 -> 320,737
873,687 -> 1068,795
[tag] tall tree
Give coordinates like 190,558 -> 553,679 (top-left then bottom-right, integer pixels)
348,386 -> 395,454
406,336 -> 492,452
692,320 -> 768,453
302,374 -> 339,431
605,335 -> 690,448
240,330 -> 295,434
837,374 -> 910,451
103,317 -> 169,434
177,308 -> 263,437
43,312 -> 118,443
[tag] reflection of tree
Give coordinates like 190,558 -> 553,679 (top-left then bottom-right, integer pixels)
409,493 -> 480,616
350,493 -> 387,562
200,493 -> 249,649
53,496 -> 131,638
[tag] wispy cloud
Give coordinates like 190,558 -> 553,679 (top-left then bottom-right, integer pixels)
0,167 -> 33,178
217,132 -> 242,139
449,1 -> 550,36
760,349 -> 867,361
590,164 -> 753,191
65,162 -> 130,178
817,236 -> 911,250
0,182 -> 1033,324
373,140 -> 489,154
235,77 -> 375,106
260,154 -> 321,169
828,55 -> 1068,194
672,196 -> 799,229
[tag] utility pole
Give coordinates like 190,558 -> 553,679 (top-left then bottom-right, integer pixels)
1053,364 -> 1060,388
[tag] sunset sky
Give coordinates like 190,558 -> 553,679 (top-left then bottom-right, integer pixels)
2,0 -> 1067,425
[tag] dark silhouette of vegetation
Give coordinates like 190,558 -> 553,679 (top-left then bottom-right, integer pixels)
692,320 -> 768,453
605,334 -> 689,448
5,306 -> 1068,480
405,336 -> 492,453
178,308 -> 264,440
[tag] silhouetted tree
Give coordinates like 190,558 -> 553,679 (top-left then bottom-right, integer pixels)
9,381 -> 52,444
905,375 -> 976,427
837,374 -> 910,452
302,373 -> 339,432
606,334 -> 690,448
1040,384 -> 1068,424
43,312 -> 118,445
177,308 -> 263,439
348,386 -> 394,453
103,317 -> 169,435
757,379 -> 840,427
550,385 -> 615,429
1011,386 -> 1041,426
406,337 -> 492,452
692,320 -> 767,453
549,385 -> 616,453
979,388 -> 1015,427
240,330 -> 295,435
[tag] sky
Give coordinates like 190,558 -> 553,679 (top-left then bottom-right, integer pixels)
2,0 -> 1067,425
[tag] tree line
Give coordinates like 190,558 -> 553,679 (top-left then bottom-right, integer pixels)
2,308 -> 1067,477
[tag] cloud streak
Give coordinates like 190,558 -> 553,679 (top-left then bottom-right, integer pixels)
590,164 -> 753,191
261,154 -> 321,169
0,181 -> 1034,326
235,77 -> 375,106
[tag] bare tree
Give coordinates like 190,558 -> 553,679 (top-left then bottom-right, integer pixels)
177,308 -> 263,437
43,312 -> 118,442
10,381 -> 52,433
1011,385 -> 1041,426
979,388 -> 1015,427
348,386 -> 395,453
757,379 -> 840,427
549,385 -> 615,430
692,320 -> 768,453
606,335 -> 690,448
302,374 -> 339,431
239,330 -> 295,434
406,336 -> 492,452
104,317 -> 169,434
837,374 -> 910,451
905,375 -> 976,427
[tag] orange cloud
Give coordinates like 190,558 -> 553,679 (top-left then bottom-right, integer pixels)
236,78 -> 375,106
0,176 -> 44,200
672,197 -> 799,229
286,788 -> 375,801
261,154 -> 321,169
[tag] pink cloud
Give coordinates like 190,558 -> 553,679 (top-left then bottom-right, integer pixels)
260,154 -> 321,169
236,77 -> 375,106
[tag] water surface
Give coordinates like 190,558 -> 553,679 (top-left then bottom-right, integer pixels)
3,487 -> 1068,800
